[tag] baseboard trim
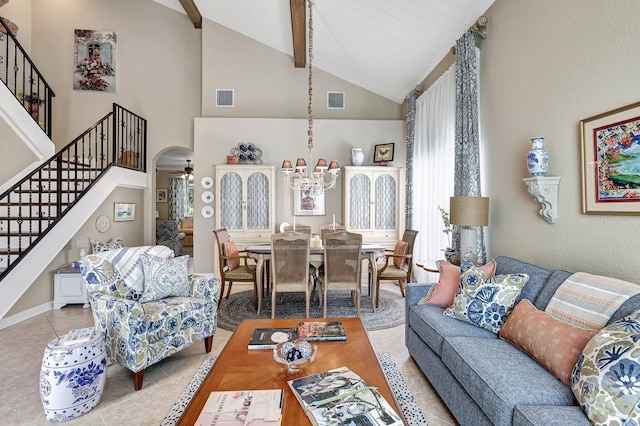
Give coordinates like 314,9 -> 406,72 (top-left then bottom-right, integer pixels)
0,301 -> 52,330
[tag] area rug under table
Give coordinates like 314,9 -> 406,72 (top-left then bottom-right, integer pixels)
161,353 -> 428,425
217,288 -> 405,331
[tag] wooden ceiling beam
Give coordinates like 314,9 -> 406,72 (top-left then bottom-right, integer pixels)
179,0 -> 202,29
290,0 -> 306,68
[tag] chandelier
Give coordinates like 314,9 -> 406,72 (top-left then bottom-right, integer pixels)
181,160 -> 194,180
282,0 -> 339,195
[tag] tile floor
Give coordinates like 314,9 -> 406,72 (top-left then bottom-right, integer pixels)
0,281 -> 456,425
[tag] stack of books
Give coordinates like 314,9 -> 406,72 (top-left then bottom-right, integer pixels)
195,389 -> 283,426
248,321 -> 346,350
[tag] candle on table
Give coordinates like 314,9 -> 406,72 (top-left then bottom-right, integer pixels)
332,214 -> 335,231
293,216 -> 296,231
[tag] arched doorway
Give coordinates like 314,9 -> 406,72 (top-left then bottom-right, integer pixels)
155,147 -> 194,256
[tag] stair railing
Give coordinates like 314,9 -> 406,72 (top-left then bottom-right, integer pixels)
0,103 -> 146,280
0,17 -> 55,137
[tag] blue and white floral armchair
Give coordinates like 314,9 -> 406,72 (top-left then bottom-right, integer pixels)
80,245 -> 220,390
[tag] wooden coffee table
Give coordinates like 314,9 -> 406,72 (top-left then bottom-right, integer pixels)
177,318 -> 405,425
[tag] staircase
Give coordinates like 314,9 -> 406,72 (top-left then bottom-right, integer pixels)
0,18 -> 148,321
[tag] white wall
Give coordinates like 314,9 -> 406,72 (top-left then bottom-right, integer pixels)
193,117 -> 404,273
201,19 -> 401,120
481,0 -> 640,281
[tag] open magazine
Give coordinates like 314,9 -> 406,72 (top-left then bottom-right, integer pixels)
287,366 -> 402,426
195,389 -> 283,426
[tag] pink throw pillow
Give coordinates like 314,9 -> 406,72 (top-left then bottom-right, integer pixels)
223,241 -> 240,270
500,299 -> 597,386
393,241 -> 409,269
419,259 -> 496,307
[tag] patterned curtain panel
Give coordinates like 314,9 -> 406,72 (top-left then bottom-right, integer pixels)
405,90 -> 417,230
168,177 -> 188,220
454,30 -> 486,264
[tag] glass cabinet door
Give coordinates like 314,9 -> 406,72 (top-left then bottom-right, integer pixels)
246,172 -> 270,230
374,173 -> 396,230
220,172 -> 243,230
348,173 -> 371,229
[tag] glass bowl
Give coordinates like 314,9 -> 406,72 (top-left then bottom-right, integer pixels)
273,340 -> 318,374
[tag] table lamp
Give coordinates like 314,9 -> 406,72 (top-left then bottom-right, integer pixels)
449,196 -> 489,263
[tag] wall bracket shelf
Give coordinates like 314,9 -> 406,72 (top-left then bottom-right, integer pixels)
522,176 -> 560,224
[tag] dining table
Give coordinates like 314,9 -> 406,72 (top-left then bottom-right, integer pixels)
245,243 -> 386,315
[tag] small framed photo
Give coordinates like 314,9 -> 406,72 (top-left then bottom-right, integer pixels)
114,202 -> 135,222
294,189 -> 325,216
156,188 -> 168,203
581,100 -> 640,215
374,143 -> 395,163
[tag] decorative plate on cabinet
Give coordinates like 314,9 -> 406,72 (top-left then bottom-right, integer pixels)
201,206 -> 214,219
201,191 -> 214,203
200,176 -> 214,189
95,215 -> 110,233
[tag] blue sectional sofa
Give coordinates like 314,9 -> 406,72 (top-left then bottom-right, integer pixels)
405,256 -> 640,426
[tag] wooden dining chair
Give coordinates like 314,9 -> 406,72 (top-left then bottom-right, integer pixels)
374,229 -> 419,306
283,224 -> 312,234
282,223 -> 318,287
320,223 -> 346,238
270,232 -> 312,318
213,228 -> 258,310
318,231 -> 363,317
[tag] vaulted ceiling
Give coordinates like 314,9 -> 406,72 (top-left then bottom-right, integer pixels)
152,0 -> 495,103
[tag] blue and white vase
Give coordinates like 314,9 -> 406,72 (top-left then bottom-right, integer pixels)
527,137 -> 548,177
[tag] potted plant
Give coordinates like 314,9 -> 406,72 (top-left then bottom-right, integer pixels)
438,205 -> 460,265
18,91 -> 45,120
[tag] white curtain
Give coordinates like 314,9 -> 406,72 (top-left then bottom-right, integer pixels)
412,64 -> 456,283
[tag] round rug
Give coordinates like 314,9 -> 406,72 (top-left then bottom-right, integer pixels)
216,289 -> 405,332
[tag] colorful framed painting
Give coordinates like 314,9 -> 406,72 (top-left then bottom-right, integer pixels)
114,202 -> 135,222
73,29 -> 118,92
294,189 -> 325,216
581,100 -> 640,215
374,143 -> 394,163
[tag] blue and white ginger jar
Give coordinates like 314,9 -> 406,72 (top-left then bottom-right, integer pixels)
527,137 -> 548,177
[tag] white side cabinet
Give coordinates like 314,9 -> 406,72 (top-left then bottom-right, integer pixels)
214,165 -> 276,247
52,267 -> 90,309
343,166 -> 405,248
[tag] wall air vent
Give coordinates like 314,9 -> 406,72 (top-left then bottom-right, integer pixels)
327,91 -> 345,109
216,89 -> 234,107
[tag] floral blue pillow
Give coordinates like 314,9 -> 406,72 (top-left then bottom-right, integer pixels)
443,259 -> 529,333
571,310 -> 640,425
139,254 -> 190,302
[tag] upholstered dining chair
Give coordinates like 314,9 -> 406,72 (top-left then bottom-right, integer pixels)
270,232 -> 312,318
318,231 -> 363,317
213,228 -> 258,310
374,229 -> 419,305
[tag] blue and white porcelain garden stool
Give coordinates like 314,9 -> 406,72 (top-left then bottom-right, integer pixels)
39,331 -> 107,422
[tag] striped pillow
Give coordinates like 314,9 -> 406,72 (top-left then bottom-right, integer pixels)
544,272 -> 640,331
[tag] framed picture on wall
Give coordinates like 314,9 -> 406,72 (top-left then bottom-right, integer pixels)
581,100 -> 640,215
114,202 -> 135,222
156,188 -> 168,203
294,189 -> 325,216
73,29 -> 118,92
374,143 -> 394,163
